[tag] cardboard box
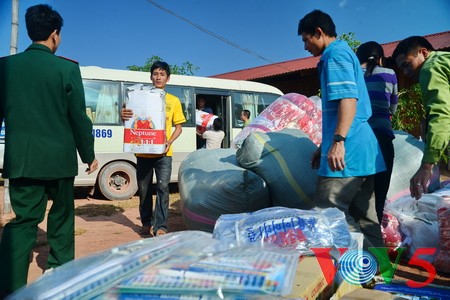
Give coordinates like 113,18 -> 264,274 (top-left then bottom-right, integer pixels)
286,256 -> 334,300
123,85 -> 166,154
330,280 -> 362,300
339,288 -> 396,300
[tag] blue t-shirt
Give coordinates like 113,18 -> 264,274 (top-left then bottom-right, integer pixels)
318,40 -> 385,177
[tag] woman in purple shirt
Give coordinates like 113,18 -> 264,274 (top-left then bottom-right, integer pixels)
357,41 -> 399,223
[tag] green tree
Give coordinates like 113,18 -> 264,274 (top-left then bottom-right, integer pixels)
127,55 -> 199,75
392,84 -> 425,138
338,32 -> 361,52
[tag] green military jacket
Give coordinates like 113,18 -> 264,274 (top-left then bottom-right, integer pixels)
419,51 -> 450,164
0,44 -> 95,179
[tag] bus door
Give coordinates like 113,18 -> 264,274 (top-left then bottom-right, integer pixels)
194,90 -> 230,149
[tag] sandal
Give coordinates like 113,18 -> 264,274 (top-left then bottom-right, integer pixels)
155,229 -> 167,236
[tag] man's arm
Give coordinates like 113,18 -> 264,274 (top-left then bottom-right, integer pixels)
411,53 -> 450,199
67,66 -> 96,170
421,54 -> 450,164
165,124 -> 183,153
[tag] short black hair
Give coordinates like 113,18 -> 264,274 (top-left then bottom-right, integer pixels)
242,109 -> 250,118
150,61 -> 171,76
25,4 -> 63,42
213,118 -> 223,131
298,9 -> 336,37
392,36 -> 434,61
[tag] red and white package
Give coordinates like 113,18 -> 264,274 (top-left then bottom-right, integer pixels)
196,110 -> 217,130
434,197 -> 450,274
231,93 -> 322,148
381,212 -> 403,248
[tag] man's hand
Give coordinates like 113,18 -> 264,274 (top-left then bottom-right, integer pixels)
121,108 -> 133,122
164,141 -> 172,154
410,162 -> 434,200
86,158 -> 99,175
328,141 -> 346,171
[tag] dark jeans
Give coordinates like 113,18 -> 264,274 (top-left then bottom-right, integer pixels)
136,156 -> 172,233
374,131 -> 395,223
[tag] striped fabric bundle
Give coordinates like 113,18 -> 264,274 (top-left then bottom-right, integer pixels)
178,148 -> 270,232
236,128 -> 318,209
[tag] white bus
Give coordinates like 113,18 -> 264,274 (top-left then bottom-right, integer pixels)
0,66 -> 283,200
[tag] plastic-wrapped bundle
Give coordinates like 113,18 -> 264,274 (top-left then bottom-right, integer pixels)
213,206 -> 352,255
387,131 -> 440,202
382,194 -> 440,262
178,148 -> 271,232
231,93 -> 322,148
118,244 -> 299,297
380,212 -> 403,249
236,128 -> 318,209
8,231 -> 216,300
196,109 -> 217,130
434,196 -> 450,273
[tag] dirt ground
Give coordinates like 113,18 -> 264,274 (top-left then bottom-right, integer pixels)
0,184 -> 188,284
1,177 -> 450,291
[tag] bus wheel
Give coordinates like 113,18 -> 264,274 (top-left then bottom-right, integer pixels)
98,161 -> 137,201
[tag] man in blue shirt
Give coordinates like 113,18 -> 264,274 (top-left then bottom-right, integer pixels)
298,10 -> 386,249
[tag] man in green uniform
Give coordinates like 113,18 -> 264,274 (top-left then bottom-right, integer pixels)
393,36 -> 450,200
0,4 -> 98,296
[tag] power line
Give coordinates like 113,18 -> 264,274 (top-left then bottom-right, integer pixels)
144,0 -> 293,73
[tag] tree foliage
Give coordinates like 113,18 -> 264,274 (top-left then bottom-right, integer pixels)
127,55 -> 199,75
338,32 -> 361,52
392,84 -> 425,138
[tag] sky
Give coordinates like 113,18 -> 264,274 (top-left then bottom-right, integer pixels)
1,0 -> 449,77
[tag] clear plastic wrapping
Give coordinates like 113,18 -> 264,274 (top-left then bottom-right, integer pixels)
10,230 -> 299,299
9,231 -> 216,300
117,245 -> 299,297
213,206 -> 352,255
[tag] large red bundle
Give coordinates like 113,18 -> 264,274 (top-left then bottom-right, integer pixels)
434,197 -> 450,274
231,93 -> 322,148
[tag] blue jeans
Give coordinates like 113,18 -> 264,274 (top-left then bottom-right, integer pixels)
136,156 -> 172,233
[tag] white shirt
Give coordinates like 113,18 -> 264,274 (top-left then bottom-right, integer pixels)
202,130 -> 225,149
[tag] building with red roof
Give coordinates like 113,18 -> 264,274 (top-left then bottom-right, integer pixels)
212,31 -> 450,96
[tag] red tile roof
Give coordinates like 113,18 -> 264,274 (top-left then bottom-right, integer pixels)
212,30 -> 450,81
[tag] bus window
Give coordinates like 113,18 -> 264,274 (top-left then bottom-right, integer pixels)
83,80 -> 121,125
233,92 -> 279,127
165,86 -> 195,126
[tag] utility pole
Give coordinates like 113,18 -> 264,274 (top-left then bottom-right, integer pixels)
10,0 -> 19,55
3,0 -> 19,214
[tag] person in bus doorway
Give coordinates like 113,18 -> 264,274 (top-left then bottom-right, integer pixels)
240,109 -> 251,127
196,95 -> 213,149
197,118 -> 225,149
121,61 -> 186,237
392,36 -> 450,200
356,41 -> 399,223
298,9 -> 386,250
0,4 -> 98,297
196,95 -> 213,114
